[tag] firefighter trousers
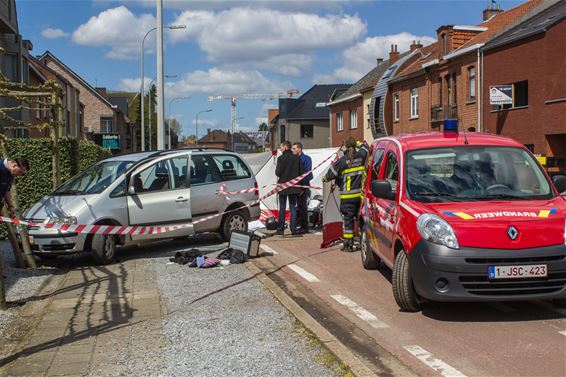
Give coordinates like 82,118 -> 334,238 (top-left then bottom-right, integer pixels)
340,200 -> 360,242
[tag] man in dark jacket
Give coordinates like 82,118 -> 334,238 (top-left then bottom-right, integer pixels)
0,157 -> 29,216
275,141 -> 304,235
292,142 -> 312,234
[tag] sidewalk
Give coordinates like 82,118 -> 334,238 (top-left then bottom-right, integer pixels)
0,239 -> 342,377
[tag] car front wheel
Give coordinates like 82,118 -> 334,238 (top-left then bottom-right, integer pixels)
392,250 -> 421,312
220,211 -> 248,241
91,234 -> 117,265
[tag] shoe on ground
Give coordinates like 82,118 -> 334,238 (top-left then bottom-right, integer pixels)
275,230 -> 284,236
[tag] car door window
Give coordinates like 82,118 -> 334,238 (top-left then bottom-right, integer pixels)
210,154 -> 251,181
383,151 -> 399,193
170,157 -> 189,189
371,148 -> 386,182
132,161 -> 171,193
190,155 -> 218,186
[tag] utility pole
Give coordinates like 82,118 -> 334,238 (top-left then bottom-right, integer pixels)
156,0 -> 165,150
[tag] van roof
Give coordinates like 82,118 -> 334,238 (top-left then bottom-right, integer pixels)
373,132 -> 524,151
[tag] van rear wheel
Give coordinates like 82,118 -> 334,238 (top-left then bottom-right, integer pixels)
360,229 -> 380,270
91,234 -> 117,265
392,250 -> 421,312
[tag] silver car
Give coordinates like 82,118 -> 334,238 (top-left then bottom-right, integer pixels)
23,149 -> 260,264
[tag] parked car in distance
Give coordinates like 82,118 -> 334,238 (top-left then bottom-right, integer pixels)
360,129 -> 566,312
22,148 -> 260,264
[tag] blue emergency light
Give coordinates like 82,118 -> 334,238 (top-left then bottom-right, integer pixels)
443,119 -> 458,132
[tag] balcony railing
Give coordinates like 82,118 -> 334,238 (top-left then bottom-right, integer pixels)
431,104 -> 458,122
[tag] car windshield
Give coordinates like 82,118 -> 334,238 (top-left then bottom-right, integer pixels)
54,160 -> 134,195
405,146 -> 553,202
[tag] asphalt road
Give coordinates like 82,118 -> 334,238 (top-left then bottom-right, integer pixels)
259,233 -> 566,377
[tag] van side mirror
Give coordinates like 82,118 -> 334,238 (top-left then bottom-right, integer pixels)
553,175 -> 566,194
128,185 -> 136,195
371,180 -> 395,200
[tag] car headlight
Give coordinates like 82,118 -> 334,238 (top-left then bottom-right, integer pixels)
47,216 -> 77,225
416,213 -> 459,249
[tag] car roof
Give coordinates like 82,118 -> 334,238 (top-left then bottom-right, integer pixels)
373,131 -> 524,151
103,148 -> 241,163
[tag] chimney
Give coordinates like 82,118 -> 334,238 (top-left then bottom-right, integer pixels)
376,57 -> 384,65
483,2 -> 503,21
95,87 -> 107,97
389,44 -> 400,65
410,40 -> 423,51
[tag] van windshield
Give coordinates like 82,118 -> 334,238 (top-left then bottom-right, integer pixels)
405,146 -> 553,202
54,160 -> 133,195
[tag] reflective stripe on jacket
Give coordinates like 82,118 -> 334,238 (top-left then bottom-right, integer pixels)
324,144 -> 368,202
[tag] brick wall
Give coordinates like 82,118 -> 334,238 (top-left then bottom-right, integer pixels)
390,76 -> 429,134
483,21 -> 566,156
286,120 -> 330,149
330,97 -> 364,147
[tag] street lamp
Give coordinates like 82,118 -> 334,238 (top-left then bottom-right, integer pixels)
168,96 -> 190,150
195,109 -> 212,147
140,24 -> 185,151
148,74 -> 177,150
231,116 -> 244,152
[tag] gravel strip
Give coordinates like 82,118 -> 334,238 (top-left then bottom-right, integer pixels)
0,241 -> 57,335
152,248 -> 339,377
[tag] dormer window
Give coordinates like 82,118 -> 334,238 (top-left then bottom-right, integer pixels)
442,34 -> 447,55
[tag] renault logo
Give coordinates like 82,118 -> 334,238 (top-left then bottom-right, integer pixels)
507,226 -> 519,240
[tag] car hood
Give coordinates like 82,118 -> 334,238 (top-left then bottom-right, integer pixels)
25,195 -> 98,222
412,197 -> 565,249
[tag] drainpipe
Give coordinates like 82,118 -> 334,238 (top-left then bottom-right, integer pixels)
477,48 -> 482,132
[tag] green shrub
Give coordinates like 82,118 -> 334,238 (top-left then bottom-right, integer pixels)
0,138 -> 111,239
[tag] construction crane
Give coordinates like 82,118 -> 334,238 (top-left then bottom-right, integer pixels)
208,89 -> 300,151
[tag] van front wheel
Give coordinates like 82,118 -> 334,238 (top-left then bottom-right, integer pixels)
91,234 -> 117,265
360,229 -> 380,270
392,250 -> 421,312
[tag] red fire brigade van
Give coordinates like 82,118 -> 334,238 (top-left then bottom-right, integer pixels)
360,130 -> 566,312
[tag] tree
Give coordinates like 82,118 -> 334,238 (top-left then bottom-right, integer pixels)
258,122 -> 268,131
166,118 -> 182,136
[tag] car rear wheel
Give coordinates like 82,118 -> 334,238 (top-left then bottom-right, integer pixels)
552,298 -> 566,308
392,250 -> 421,312
360,229 -> 380,270
91,234 -> 117,265
220,211 -> 248,241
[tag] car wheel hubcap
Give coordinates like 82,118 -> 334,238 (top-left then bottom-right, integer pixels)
105,237 -> 115,258
361,232 -> 367,262
230,215 -> 245,230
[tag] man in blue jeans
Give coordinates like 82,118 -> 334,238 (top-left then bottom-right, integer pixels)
292,142 -> 312,234
275,141 -> 303,235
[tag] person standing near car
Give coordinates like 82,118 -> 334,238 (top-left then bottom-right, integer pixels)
292,142 -> 312,234
275,141 -> 304,236
322,137 -> 368,252
0,157 -> 29,217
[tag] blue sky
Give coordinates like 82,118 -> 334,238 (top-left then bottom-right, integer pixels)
18,0 -> 522,138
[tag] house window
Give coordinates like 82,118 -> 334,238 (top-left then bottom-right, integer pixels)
100,117 -> 113,133
468,66 -> 476,99
35,97 -> 40,119
394,94 -> 400,121
452,73 -> 457,104
3,53 -> 17,81
410,88 -> 418,118
336,112 -> 343,131
496,81 -> 529,111
441,34 -> 447,55
300,124 -> 313,138
15,128 -> 29,138
43,98 -> 48,119
350,109 -> 358,129
438,77 -> 443,105
446,76 -> 451,106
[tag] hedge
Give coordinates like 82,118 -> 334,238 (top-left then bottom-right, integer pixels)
1,138 -> 111,239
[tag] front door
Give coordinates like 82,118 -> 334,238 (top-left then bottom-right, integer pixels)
127,155 -> 193,240
366,146 -> 386,255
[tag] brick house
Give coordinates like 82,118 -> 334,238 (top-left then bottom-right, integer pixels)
38,51 -> 134,154
271,84 -> 350,149
387,0 -> 545,136
481,0 -> 566,170
198,129 -> 257,152
28,56 -> 82,139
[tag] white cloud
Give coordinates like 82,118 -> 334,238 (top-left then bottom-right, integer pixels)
72,6 -> 156,60
165,67 -> 294,98
169,8 -> 366,69
41,27 -> 69,39
314,32 -> 436,83
117,76 -> 153,92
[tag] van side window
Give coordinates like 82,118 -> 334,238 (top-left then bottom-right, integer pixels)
210,155 -> 251,181
189,155 -> 217,186
384,152 -> 399,192
170,157 -> 189,189
132,161 -> 171,193
371,148 -> 385,182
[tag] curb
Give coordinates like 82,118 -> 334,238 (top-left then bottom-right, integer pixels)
246,258 -> 378,377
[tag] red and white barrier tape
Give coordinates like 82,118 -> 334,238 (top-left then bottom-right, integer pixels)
218,183 -> 321,198
1,150 -> 338,236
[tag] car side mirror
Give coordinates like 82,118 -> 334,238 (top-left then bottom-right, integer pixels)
128,185 -> 136,195
552,175 -> 566,194
371,180 -> 395,200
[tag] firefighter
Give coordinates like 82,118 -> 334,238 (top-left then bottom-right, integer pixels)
323,137 -> 369,252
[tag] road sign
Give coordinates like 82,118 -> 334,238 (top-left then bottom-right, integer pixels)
489,85 -> 513,105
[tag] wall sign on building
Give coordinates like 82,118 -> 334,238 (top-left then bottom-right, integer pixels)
489,85 -> 513,105
94,134 -> 121,150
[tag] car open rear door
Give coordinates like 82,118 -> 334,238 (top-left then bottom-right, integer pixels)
127,154 -> 193,241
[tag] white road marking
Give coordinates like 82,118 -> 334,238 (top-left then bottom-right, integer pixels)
287,264 -> 320,283
559,331 -> 566,337
330,294 -> 389,329
535,301 -> 566,316
488,302 -> 517,313
404,345 -> 468,377
260,244 -> 278,255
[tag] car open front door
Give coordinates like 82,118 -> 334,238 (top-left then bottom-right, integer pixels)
127,154 -> 193,241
